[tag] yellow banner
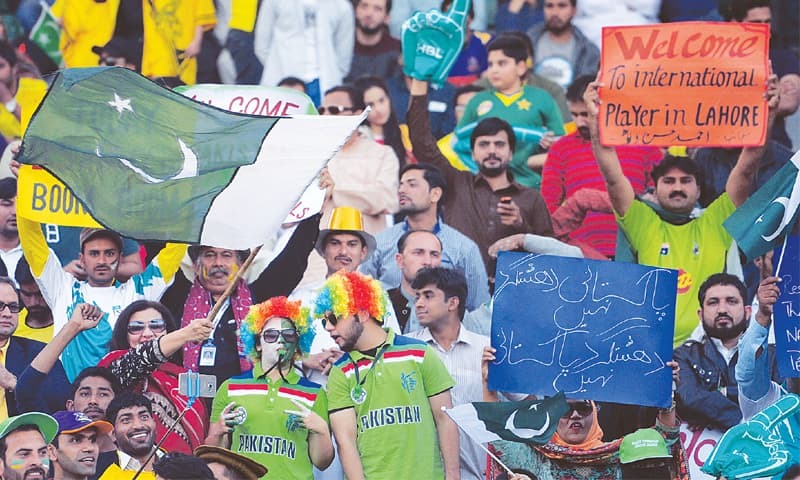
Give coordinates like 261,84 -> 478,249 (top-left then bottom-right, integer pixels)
17,165 -> 102,227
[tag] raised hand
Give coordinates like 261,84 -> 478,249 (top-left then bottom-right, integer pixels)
401,0 -> 471,87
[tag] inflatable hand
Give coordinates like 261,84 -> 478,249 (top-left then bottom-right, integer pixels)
401,0 -> 471,87
701,394 -> 799,479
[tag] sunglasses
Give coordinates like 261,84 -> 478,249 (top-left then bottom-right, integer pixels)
317,105 -> 356,115
127,318 -> 167,335
0,302 -> 20,313
562,401 -> 593,418
322,312 -> 341,328
261,328 -> 298,343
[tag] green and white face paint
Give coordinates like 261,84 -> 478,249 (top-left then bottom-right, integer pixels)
259,317 -> 299,372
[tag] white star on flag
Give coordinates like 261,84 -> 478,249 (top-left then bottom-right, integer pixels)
108,93 -> 133,115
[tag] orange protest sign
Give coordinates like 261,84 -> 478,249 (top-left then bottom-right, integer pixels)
599,22 -> 769,147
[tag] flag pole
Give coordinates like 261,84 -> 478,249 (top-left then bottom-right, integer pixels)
444,406 -> 516,476
205,245 -> 263,325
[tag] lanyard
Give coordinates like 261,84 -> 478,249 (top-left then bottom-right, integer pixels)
350,343 -> 390,388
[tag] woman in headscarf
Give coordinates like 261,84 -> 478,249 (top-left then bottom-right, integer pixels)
485,358 -> 688,480
207,296 -> 333,479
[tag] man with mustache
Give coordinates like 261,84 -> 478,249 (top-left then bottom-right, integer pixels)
0,412 -> 57,480
673,273 -> 780,431
584,77 -> 779,347
540,75 -> 662,259
160,212 -> 322,387
50,410 -> 113,480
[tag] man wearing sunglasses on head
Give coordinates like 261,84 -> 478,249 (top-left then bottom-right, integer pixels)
208,296 -> 333,478
0,275 -> 71,419
319,84 -> 400,236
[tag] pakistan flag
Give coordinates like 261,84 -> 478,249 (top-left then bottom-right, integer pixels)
19,67 -> 364,249
446,392 -> 569,445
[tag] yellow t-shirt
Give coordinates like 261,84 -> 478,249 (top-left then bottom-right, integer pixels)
229,0 -> 258,32
13,309 -> 53,343
52,0 -> 117,68
0,77 -> 48,140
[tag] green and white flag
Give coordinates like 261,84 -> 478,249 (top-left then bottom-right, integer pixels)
19,67 -> 365,249
445,392 -> 568,445
29,1 -> 61,65
724,150 -> 800,262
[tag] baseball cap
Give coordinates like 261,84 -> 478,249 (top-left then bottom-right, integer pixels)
79,228 -> 123,252
194,445 -> 268,479
315,206 -> 376,257
0,412 -> 59,444
619,428 -> 672,464
52,410 -> 113,436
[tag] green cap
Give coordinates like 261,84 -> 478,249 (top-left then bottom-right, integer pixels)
619,428 -> 671,464
0,412 -> 59,444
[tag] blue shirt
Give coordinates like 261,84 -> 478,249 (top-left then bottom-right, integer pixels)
360,221 -> 490,311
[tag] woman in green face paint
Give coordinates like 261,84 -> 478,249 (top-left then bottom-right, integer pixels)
207,297 -> 333,479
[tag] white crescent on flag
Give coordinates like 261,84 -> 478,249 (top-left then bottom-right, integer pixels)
759,151 -> 800,242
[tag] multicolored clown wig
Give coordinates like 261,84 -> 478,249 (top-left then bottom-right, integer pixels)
313,270 -> 387,323
240,296 -> 315,359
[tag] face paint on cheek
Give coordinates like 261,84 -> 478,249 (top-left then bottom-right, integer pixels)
41,458 -> 49,468
109,261 -> 118,271
8,459 -> 25,469
199,264 -> 211,282
227,263 -> 240,281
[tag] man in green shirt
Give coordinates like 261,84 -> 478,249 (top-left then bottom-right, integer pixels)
315,270 -> 461,479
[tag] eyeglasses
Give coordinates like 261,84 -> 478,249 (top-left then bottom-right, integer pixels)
127,318 -> 167,335
322,312 -> 340,328
317,105 -> 356,115
562,401 -> 593,418
0,302 -> 21,313
261,328 -> 298,343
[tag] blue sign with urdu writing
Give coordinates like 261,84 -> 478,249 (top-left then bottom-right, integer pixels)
488,252 -> 677,408
774,235 -> 800,378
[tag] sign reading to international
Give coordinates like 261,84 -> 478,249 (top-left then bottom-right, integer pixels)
599,22 -> 770,147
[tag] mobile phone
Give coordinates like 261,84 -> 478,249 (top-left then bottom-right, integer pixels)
178,372 -> 217,398
499,196 -> 512,205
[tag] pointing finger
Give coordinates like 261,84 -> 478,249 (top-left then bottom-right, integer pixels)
444,0 -> 471,28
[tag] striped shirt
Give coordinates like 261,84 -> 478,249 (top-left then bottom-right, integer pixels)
360,220 -> 490,311
541,133 -> 661,257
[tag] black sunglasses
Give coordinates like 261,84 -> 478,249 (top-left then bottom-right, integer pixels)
261,328 -> 299,343
0,302 -> 20,313
322,312 -> 341,328
127,318 -> 167,335
317,105 -> 356,115
562,401 -> 593,418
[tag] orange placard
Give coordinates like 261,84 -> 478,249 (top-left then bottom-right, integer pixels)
599,22 -> 769,147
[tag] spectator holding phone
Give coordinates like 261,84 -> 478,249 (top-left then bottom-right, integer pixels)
97,300 -> 213,454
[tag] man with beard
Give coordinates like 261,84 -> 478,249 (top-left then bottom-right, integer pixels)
345,0 -> 401,82
0,412 -> 57,480
540,75 -> 661,258
525,0 -> 599,90
584,77 -> 778,347
316,271 -> 460,480
361,164 -> 489,312
674,273 -> 781,431
160,213 -> 321,387
50,410 -> 113,480
96,392 -> 161,478
408,77 -> 554,275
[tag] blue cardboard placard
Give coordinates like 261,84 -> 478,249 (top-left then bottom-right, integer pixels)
488,252 -> 677,408
774,235 -> 800,377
